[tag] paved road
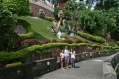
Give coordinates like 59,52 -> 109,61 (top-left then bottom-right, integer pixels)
34,56 -> 108,79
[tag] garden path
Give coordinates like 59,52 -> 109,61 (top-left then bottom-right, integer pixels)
34,56 -> 107,79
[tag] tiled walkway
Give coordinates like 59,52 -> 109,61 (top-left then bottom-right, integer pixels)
34,56 -> 107,79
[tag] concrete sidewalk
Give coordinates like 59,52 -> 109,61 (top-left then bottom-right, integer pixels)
34,56 -> 107,79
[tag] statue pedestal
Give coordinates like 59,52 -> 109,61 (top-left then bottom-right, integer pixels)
57,31 -> 65,39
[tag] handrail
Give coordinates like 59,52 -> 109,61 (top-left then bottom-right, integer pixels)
29,0 -> 54,12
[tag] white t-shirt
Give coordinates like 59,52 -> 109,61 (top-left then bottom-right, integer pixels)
60,52 -> 65,59
70,51 -> 75,58
64,49 -> 70,57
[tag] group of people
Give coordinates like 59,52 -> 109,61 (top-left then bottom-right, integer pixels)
60,46 -> 76,70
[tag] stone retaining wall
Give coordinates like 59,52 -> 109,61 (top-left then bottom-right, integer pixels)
0,51 -> 118,79
103,53 -> 119,79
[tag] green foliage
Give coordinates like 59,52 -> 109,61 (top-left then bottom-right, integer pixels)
77,31 -> 105,43
19,16 -> 58,41
86,0 -> 119,10
37,12 -> 45,19
78,9 -> 104,35
29,6 -> 33,16
45,16 -> 55,22
65,0 -> 86,19
21,38 -> 40,48
0,0 -> 3,3
116,41 -> 119,46
67,20 -> 76,29
0,42 -> 118,63
107,8 -> 119,36
0,2 -> 18,51
4,0 -> 30,16
60,33 -> 70,39
17,19 -> 34,39
78,8 -> 117,37
0,43 -> 85,62
54,7 -> 72,20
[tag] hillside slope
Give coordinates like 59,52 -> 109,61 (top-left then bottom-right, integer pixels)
19,16 -> 58,41
19,16 -> 95,42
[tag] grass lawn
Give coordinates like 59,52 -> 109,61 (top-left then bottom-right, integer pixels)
19,16 -> 59,41
19,16 -> 92,42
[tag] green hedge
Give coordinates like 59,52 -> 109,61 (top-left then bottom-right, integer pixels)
116,41 -> 119,46
0,42 -> 116,63
17,19 -> 34,39
77,31 -> 105,43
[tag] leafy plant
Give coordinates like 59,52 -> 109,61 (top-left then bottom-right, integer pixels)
73,38 -> 83,43
77,31 -> 105,43
0,2 -> 16,51
21,38 -> 40,48
61,38 -> 73,44
117,41 -> 119,46
45,16 -> 55,22
37,12 -> 45,19
17,19 -> 34,39
54,7 -> 72,20
3,0 -> 30,16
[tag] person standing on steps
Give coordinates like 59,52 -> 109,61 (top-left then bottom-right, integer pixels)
64,46 -> 70,69
60,49 -> 65,70
70,48 -> 76,69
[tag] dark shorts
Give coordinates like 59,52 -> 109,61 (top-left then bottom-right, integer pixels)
60,58 -> 65,62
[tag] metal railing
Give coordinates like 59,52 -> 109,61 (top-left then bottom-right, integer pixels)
29,0 -> 54,12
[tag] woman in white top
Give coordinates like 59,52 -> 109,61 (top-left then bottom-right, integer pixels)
60,49 -> 65,70
70,48 -> 76,69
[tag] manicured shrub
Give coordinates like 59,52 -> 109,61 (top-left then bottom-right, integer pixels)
21,38 -> 40,48
61,39 -> 73,44
52,39 -> 58,43
37,12 -> 45,19
17,19 -> 34,39
73,38 -> 83,43
45,16 -> 54,22
43,39 -> 51,44
116,41 -> 119,46
77,31 -> 105,43
83,40 -> 89,43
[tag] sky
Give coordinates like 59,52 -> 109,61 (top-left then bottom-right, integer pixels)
75,0 -> 95,10
75,0 -> 86,2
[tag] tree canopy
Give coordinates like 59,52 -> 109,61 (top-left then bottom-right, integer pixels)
0,0 -> 16,51
3,0 -> 30,16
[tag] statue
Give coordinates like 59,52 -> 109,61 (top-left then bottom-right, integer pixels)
53,10 -> 75,39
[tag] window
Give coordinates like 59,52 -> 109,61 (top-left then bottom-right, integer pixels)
38,8 -> 45,14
